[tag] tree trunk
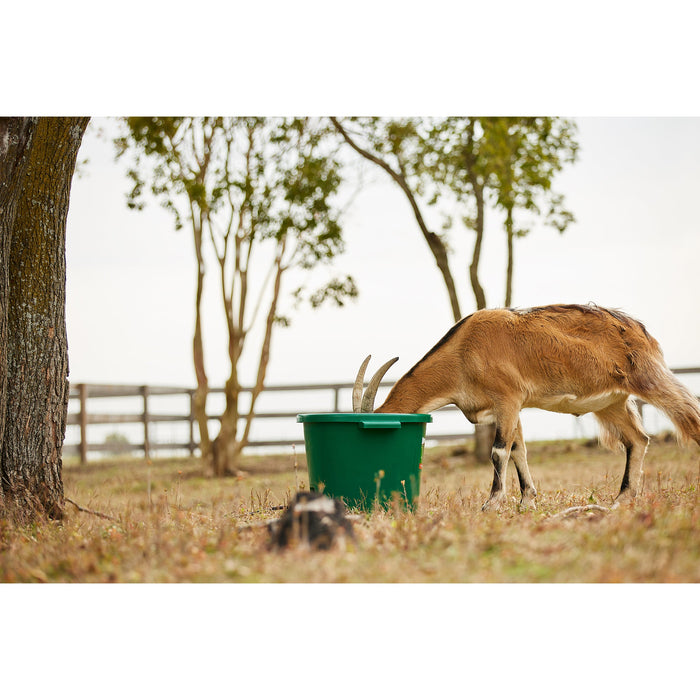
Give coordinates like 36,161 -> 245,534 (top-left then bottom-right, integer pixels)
211,241 -> 286,477
474,423 -> 497,463
463,121 -> 489,461
0,118 -> 38,462
468,178 -> 487,311
504,205 -> 514,308
0,116 -> 88,520
211,373 -> 241,477
191,216 -> 211,461
469,179 -> 492,463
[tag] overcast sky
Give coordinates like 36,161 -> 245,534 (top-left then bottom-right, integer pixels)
66,117 -> 700,406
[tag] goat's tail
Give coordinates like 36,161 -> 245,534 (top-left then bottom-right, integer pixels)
635,366 -> 700,446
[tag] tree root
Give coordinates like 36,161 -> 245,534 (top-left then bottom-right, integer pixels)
64,497 -> 119,522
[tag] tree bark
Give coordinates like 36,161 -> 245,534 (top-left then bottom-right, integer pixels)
0,118 -> 38,461
0,117 -> 88,520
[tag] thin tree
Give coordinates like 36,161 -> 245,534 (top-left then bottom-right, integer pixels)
483,117 -> 578,307
420,117 -> 493,310
116,117 -> 356,476
0,116 -> 89,520
331,117 -> 462,323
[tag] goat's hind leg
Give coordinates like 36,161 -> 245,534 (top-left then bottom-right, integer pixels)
594,397 -> 649,506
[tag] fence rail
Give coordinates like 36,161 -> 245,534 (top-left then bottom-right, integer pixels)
65,367 -> 700,464
65,380 -> 471,464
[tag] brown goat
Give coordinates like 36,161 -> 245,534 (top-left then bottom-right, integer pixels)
355,304 -> 700,510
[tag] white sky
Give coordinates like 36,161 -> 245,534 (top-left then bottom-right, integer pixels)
66,117 -> 700,398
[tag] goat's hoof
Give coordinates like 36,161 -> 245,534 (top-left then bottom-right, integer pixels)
518,499 -> 537,513
481,495 -> 505,512
518,490 -> 537,512
612,490 -> 637,509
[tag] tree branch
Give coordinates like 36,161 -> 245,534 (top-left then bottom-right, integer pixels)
331,117 -> 462,322
239,236 -> 287,450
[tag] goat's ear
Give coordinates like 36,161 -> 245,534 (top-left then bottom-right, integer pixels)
353,355 -> 372,413
361,357 -> 399,413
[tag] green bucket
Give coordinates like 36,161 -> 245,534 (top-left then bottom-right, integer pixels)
296,413 -> 432,510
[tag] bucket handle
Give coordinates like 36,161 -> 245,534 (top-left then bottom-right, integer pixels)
360,420 -> 402,430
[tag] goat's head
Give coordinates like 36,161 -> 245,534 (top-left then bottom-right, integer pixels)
352,355 -> 398,412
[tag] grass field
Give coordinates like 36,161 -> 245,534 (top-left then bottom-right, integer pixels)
2,435 -> 699,583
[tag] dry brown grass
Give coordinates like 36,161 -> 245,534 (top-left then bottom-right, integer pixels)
2,435 -> 699,583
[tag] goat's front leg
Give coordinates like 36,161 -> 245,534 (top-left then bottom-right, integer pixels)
511,419 -> 537,510
482,413 -> 518,512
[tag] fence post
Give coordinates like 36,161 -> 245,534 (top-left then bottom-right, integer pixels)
78,383 -> 88,466
333,386 -> 340,412
141,385 -> 150,460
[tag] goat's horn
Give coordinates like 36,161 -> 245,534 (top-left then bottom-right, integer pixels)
352,355 -> 372,413
361,357 -> 399,413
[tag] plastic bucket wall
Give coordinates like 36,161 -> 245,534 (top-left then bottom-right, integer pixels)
297,413 -> 432,510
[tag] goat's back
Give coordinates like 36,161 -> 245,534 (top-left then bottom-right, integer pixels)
457,304 -> 664,396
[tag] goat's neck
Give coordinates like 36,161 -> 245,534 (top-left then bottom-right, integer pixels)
375,362 -> 454,414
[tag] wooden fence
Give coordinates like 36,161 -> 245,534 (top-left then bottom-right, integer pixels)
64,380 -> 471,464
65,367 -> 700,465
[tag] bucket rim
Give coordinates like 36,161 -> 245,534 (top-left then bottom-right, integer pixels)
297,412 -> 432,423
